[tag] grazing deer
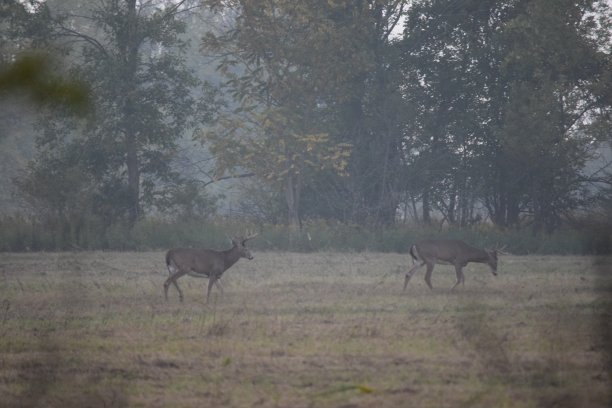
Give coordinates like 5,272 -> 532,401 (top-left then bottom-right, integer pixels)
164,231 -> 258,303
403,239 -> 498,291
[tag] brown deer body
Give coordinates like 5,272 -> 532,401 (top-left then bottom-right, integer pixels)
164,232 -> 258,303
403,239 -> 498,291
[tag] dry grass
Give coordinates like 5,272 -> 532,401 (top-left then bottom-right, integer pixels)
0,251 -> 610,407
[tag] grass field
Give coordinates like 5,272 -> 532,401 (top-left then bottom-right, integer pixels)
0,251 -> 610,407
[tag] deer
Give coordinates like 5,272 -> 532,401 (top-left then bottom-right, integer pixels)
403,239 -> 499,291
164,231 -> 259,303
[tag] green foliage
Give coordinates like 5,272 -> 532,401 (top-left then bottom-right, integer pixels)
201,0 -> 405,226
13,0 -> 219,227
201,0 -> 611,229
491,0 -> 610,232
399,0 -> 611,230
2,0 -> 611,241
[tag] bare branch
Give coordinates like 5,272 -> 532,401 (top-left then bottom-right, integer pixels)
54,22 -> 109,58
198,172 -> 256,188
383,0 -> 408,40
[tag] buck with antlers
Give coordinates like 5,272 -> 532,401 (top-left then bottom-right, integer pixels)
403,239 -> 500,291
164,231 -> 259,303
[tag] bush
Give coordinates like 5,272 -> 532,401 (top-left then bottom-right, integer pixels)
0,215 -> 609,254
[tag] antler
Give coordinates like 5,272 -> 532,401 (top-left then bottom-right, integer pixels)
495,244 -> 509,255
243,229 -> 259,241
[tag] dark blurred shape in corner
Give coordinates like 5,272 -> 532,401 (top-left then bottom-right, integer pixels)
0,53 -> 90,115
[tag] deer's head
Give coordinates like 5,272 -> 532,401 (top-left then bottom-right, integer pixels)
231,231 -> 259,260
487,245 -> 509,276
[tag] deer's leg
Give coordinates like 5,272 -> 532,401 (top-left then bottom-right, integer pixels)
214,279 -> 224,294
164,279 -> 170,300
206,276 -> 217,304
164,273 -> 184,302
451,264 -> 464,290
172,280 -> 184,301
164,263 -> 185,302
404,262 -> 425,291
424,263 -> 435,290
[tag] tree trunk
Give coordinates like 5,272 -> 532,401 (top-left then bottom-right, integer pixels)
285,172 -> 301,229
422,187 -> 431,224
123,0 -> 140,225
448,188 -> 456,225
507,194 -> 520,226
126,131 -> 140,224
411,194 -> 419,223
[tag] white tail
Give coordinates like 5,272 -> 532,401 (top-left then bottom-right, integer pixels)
403,239 -> 499,291
164,231 -> 259,303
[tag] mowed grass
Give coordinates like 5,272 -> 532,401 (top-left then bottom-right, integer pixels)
0,251 -> 610,407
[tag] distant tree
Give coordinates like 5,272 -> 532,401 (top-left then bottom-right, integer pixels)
201,1 -> 359,227
201,0 -> 408,226
0,0 -> 47,63
399,0 -> 516,225
399,0 -> 611,230
491,0 -> 611,231
334,1 -> 409,225
16,0 -> 218,228
0,1 -> 89,132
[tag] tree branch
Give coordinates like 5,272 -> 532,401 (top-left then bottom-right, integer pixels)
54,23 -> 109,58
198,172 -> 256,188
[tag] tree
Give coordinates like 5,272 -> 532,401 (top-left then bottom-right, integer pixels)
0,1 -> 89,133
17,0 -> 218,228
491,0 -> 611,231
201,1 -> 361,227
1,1 -> 92,217
336,1 -> 408,225
398,0 -> 611,230
399,0 -> 514,225
202,0 -> 408,226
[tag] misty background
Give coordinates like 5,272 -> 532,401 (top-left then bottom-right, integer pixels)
1,0 -> 611,253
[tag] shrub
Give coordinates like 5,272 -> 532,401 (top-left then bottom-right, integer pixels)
0,215 -> 609,254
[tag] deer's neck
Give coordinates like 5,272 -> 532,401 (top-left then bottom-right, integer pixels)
463,247 -> 489,264
222,246 -> 241,270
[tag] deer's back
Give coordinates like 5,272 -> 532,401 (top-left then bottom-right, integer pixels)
415,239 -> 479,263
167,247 -> 225,275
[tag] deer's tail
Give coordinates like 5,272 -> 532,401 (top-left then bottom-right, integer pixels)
409,244 -> 419,263
165,250 -> 174,274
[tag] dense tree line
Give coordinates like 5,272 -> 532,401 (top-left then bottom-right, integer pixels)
201,0 -> 611,231
399,0 -> 611,231
1,0 -> 611,242
3,0 -> 219,243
